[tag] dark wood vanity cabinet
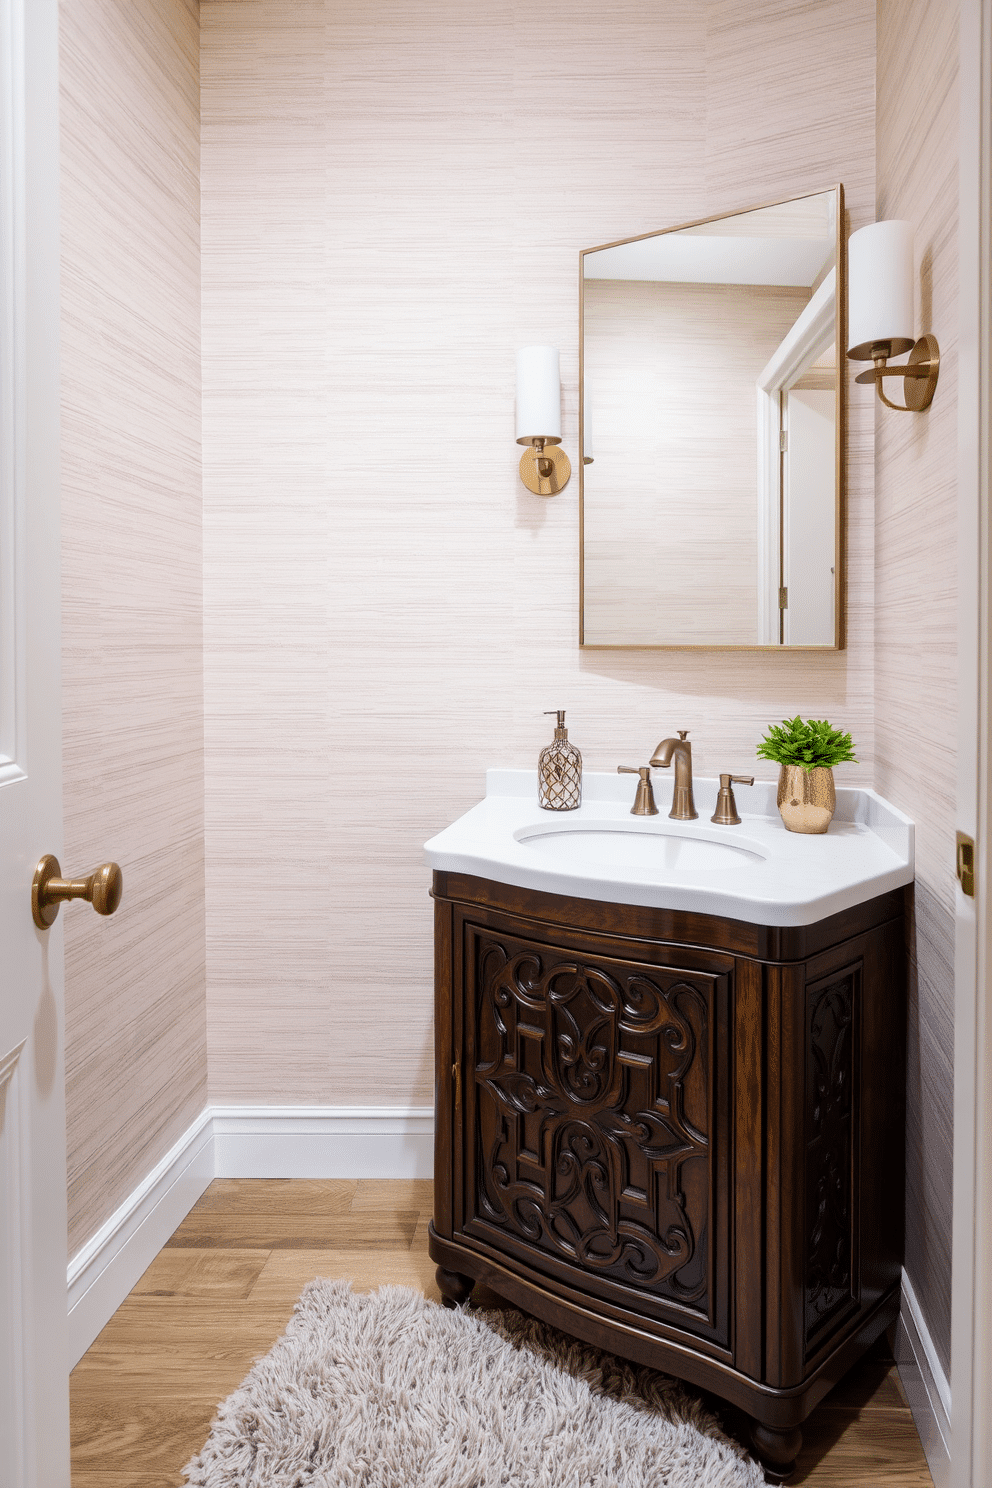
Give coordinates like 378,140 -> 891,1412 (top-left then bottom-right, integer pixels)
429,872 -> 907,1482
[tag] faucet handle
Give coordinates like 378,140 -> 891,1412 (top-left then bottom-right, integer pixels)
678,730 -> 689,741
618,765 -> 659,817
711,773 -> 754,826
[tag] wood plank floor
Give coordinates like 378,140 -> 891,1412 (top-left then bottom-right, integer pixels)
70,1179 -> 934,1487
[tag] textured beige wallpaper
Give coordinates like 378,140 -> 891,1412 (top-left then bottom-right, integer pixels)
61,0 -> 205,1256
200,0 -> 877,1108
875,0 -> 959,1381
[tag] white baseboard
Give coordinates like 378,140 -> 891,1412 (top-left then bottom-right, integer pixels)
67,1109 -> 215,1368
895,1269 -> 952,1488
211,1105 -> 434,1180
66,1104 -> 435,1367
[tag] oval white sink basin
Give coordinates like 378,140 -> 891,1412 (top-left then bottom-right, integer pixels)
518,824 -> 763,873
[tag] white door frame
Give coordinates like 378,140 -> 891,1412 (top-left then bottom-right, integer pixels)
0,0 -> 68,1484
952,1 -> 992,1485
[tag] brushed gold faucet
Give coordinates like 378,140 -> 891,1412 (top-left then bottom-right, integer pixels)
650,731 -> 697,820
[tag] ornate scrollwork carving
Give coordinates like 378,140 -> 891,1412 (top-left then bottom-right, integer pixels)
470,933 -> 712,1307
805,972 -> 857,1343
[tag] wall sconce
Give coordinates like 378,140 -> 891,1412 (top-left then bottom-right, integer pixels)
516,345 -> 572,495
846,220 -> 939,411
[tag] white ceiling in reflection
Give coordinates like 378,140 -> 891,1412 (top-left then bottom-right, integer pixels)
583,233 -> 833,286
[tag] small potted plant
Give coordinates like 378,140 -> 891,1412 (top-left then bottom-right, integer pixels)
756,716 -> 857,834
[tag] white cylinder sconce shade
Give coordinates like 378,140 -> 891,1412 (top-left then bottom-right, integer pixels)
847,220 -> 915,360
516,345 -> 562,446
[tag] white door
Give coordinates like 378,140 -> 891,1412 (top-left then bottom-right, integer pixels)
783,388 -> 836,645
1,0 -> 71,1483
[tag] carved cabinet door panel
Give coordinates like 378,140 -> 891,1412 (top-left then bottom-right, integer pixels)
456,916 -> 732,1351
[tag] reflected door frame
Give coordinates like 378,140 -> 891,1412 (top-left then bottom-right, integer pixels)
754,268 -> 837,645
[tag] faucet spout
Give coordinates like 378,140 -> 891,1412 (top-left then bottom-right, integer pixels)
649,731 -> 698,820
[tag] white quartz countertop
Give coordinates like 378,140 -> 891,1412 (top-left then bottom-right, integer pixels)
423,769 -> 915,928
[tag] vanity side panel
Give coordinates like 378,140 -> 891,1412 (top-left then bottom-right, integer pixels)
432,896 -> 455,1239
857,918 -> 906,1312
777,921 -> 905,1382
733,957 -> 764,1382
764,960 -> 808,1389
802,959 -> 862,1359
803,920 -> 905,1326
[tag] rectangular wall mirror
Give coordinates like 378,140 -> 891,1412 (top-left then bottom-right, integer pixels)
579,186 -> 844,649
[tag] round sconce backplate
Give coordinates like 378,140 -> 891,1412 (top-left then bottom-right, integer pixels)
519,444 -> 571,497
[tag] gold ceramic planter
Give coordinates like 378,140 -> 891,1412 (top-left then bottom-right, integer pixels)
776,765 -> 836,834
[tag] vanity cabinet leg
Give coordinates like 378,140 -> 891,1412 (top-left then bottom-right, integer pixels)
750,1422 -> 802,1483
436,1266 -> 474,1308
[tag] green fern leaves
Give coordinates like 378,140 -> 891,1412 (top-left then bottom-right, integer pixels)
756,716 -> 857,772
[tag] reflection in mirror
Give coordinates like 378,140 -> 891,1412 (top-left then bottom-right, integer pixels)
580,187 -> 842,648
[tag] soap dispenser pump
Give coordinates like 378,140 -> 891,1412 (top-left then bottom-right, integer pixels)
539,710 -> 582,811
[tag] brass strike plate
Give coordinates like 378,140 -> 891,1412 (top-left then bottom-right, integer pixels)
956,831 -> 976,897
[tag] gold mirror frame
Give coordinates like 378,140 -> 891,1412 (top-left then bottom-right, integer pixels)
578,184 -> 845,651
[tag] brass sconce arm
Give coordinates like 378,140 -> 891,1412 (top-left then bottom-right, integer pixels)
852,334 -> 940,412
532,437 -> 557,479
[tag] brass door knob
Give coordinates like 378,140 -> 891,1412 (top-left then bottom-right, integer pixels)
32,854 -> 123,929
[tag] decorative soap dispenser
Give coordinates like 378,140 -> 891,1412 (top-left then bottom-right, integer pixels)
538,710 -> 582,811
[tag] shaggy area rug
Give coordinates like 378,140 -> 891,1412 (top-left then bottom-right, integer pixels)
183,1280 -> 765,1487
